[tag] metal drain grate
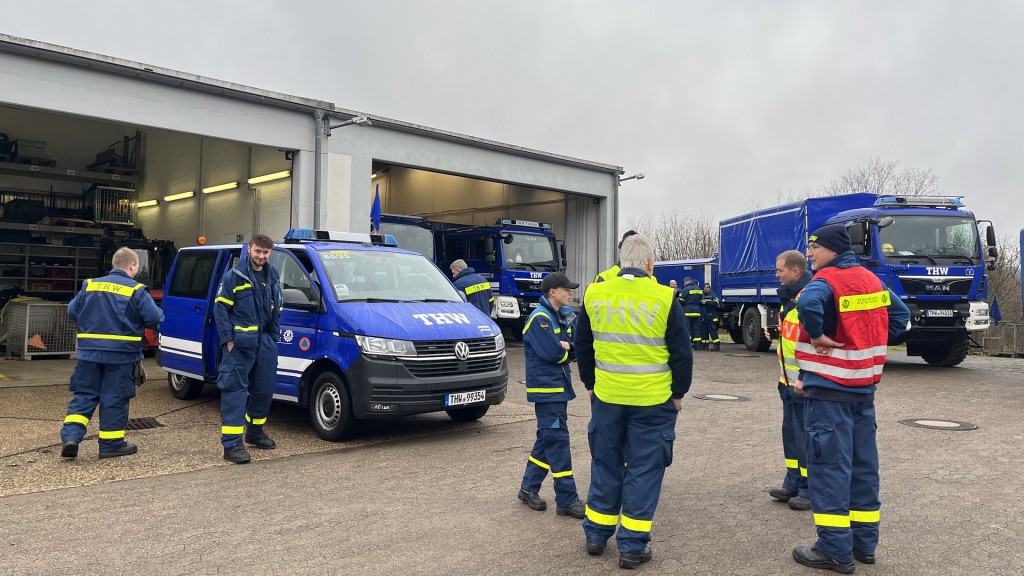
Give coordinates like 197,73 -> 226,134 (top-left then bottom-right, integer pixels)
693,394 -> 750,402
125,417 -> 165,431
725,353 -> 760,358
899,418 -> 977,431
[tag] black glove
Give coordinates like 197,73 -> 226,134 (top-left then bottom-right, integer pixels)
134,362 -> 147,387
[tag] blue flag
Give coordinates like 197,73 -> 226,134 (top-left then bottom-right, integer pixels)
371,184 -> 382,232
990,297 -> 1001,325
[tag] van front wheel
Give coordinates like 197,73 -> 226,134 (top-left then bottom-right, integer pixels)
309,371 -> 357,441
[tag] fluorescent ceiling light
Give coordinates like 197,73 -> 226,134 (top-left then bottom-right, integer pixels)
137,199 -> 159,208
163,191 -> 194,202
202,181 -> 238,194
247,171 -> 291,185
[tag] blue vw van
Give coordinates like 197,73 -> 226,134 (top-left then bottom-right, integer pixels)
158,230 -> 508,440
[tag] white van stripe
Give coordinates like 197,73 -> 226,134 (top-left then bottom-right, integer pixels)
160,335 -> 203,353
278,356 -> 314,372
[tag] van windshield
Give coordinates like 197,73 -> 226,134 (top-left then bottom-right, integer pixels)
317,249 -> 462,303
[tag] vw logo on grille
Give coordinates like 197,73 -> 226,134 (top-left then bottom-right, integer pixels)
454,341 -> 470,361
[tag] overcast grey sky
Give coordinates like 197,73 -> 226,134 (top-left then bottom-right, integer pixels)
3,1 -> 1022,238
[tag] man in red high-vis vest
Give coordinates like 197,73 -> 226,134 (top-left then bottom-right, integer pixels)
790,224 -> 910,574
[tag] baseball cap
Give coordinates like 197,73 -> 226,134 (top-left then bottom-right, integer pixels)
540,272 -> 580,292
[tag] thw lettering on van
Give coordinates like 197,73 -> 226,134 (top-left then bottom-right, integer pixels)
412,313 -> 472,326
587,299 -> 662,327
926,267 -> 950,276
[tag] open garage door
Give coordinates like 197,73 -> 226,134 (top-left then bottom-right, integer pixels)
0,104 -> 294,306
370,163 -> 602,302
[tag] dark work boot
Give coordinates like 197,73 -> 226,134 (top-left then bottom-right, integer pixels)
98,443 -> 138,459
223,445 -> 252,464
586,540 -> 606,556
853,550 -> 876,564
793,546 -> 855,574
788,495 -> 813,510
770,487 -> 797,502
711,342 -> 720,351
517,488 -> 547,511
60,441 -> 79,459
556,500 -> 586,519
244,429 -> 277,450
619,543 -> 653,569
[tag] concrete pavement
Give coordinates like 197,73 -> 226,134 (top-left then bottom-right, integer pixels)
1,344 -> 1023,575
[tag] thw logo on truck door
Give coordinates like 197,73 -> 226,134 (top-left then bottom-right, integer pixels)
926,267 -> 950,275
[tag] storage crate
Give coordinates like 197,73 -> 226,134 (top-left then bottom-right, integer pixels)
5,301 -> 77,359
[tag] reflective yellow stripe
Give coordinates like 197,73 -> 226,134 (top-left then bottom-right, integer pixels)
233,283 -> 253,293
585,506 -> 619,526
523,311 -> 553,334
800,467 -> 808,478
245,414 -> 267,425
551,469 -> 573,478
814,513 -> 851,528
215,296 -> 234,306
64,414 -> 89,426
78,333 -> 143,341
526,387 -> 565,394
838,291 -> 889,312
85,280 -> 143,298
234,326 -> 258,332
684,312 -> 702,317
785,458 -> 798,469
688,289 -> 703,295
620,514 -> 653,532
222,425 -> 244,435
559,350 -> 569,363
553,328 -> 561,334
528,456 -> 550,469
98,430 -> 125,440
850,510 -> 880,523
464,282 -> 491,296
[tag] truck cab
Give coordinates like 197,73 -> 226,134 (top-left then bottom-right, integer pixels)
442,219 -> 565,336
158,229 -> 508,441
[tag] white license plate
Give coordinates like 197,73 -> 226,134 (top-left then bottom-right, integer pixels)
529,302 -> 539,308
445,389 -> 486,406
925,309 -> 955,317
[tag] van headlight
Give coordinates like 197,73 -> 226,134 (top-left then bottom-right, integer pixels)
355,335 -> 416,356
495,333 -> 505,351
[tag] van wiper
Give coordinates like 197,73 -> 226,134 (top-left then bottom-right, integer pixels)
410,298 -> 457,303
342,298 -> 406,303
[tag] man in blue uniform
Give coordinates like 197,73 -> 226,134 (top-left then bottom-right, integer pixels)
791,224 -> 910,573
576,233 -> 693,569
700,283 -> 721,351
450,259 -> 493,316
60,247 -> 164,459
214,234 -> 282,464
680,277 -> 704,350
518,271 -> 586,519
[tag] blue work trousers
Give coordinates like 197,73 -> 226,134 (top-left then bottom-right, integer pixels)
60,360 -> 136,451
804,397 -> 881,564
702,319 -> 720,345
521,401 -> 579,508
216,332 -> 277,448
779,383 -> 809,497
683,310 -> 702,347
583,396 -> 678,555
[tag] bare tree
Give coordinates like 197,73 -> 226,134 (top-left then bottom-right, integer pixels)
627,211 -> 719,260
820,157 -> 938,197
989,234 -> 1022,323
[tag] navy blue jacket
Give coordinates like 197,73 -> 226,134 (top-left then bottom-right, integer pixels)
796,251 -> 911,398
523,295 -> 575,403
700,289 -> 719,320
575,268 -> 695,399
680,280 -> 703,314
452,267 -> 493,316
69,268 -> 164,364
214,253 -> 282,351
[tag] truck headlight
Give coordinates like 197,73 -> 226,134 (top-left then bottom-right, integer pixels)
355,335 -> 416,356
495,333 -> 505,351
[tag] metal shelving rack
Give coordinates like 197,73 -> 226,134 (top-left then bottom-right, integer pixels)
0,223 -> 105,298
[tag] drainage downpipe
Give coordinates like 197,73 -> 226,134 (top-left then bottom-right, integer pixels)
312,109 -> 326,229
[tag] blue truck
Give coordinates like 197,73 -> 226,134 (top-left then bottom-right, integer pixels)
381,215 -> 566,337
656,194 -> 998,367
158,229 -> 508,440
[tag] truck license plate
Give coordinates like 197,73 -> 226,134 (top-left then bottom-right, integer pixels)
529,302 -> 539,308
925,309 -> 954,317
445,390 -> 486,406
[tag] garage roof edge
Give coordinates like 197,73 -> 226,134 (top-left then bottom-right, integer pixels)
0,34 -> 334,114
333,108 -> 625,175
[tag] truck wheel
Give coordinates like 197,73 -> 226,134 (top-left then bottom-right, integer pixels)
728,325 -> 745,345
742,308 -> 772,353
921,333 -> 970,367
446,405 -> 490,422
167,373 -> 204,400
309,371 -> 358,441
